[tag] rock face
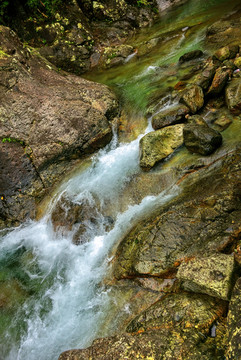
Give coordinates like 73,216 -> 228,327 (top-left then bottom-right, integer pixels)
113,148 -> 241,279
183,124 -> 222,155
151,104 -> 189,130
0,26 -> 118,227
226,277 -> 241,359
177,254 -> 235,300
225,78 -> 241,115
181,85 -> 204,113
139,124 -> 184,170
59,292 -> 227,360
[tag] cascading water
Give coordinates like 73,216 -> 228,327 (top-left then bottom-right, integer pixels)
1,0 -> 241,359
0,123 -> 178,360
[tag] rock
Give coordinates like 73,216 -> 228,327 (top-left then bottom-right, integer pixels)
186,115 -> 208,126
207,67 -> 231,96
225,78 -> 241,114
213,45 -> 239,62
234,57 -> 241,68
181,85 -> 204,113
113,149 -> 241,279
205,19 -> 241,50
179,49 -> 203,63
0,141 -> 44,227
194,58 -> 217,90
177,254 -> 235,300
137,37 -> 160,56
226,277 -> 241,359
0,26 -> 118,226
139,124 -> 184,170
183,124 -> 222,155
212,114 -> 233,132
206,21 -> 231,36
58,292 -> 227,360
151,104 -> 189,130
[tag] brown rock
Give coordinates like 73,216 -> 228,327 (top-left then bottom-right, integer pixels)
151,104 -> 189,130
207,67 -> 231,96
181,85 -> 204,113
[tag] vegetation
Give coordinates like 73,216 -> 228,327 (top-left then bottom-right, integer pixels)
0,0 -> 63,24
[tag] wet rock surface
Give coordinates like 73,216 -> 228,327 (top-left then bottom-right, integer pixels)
152,104 -> 189,130
59,292 -> 227,360
183,124 -> 222,155
0,26 -> 118,227
113,148 -> 241,279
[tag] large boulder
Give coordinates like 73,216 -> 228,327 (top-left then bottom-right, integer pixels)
225,78 -> 241,115
113,149 -> 241,279
0,26 -> 118,226
183,124 -> 222,155
139,124 -> 184,170
177,254 -> 235,300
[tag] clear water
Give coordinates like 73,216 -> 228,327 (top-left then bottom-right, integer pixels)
0,0 -> 240,359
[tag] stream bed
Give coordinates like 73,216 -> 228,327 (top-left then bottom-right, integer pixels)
0,0 -> 241,359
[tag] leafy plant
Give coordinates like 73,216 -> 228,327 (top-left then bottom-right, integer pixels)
0,0 -> 9,23
26,0 -> 63,18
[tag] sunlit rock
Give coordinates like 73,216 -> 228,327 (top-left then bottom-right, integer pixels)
177,254 -> 235,300
139,124 -> 184,170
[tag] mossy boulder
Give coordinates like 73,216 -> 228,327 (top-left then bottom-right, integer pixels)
139,124 -> 184,170
177,254 -> 235,300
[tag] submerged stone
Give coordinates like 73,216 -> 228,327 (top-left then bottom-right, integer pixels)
176,254 -> 235,300
139,124 -> 184,170
179,49 -> 203,63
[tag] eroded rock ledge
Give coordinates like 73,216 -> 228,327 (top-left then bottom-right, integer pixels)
0,26 -> 119,227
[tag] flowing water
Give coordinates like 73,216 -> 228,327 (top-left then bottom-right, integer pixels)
1,0 -> 241,359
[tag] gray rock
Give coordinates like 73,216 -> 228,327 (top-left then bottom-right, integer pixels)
177,254 -> 235,300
